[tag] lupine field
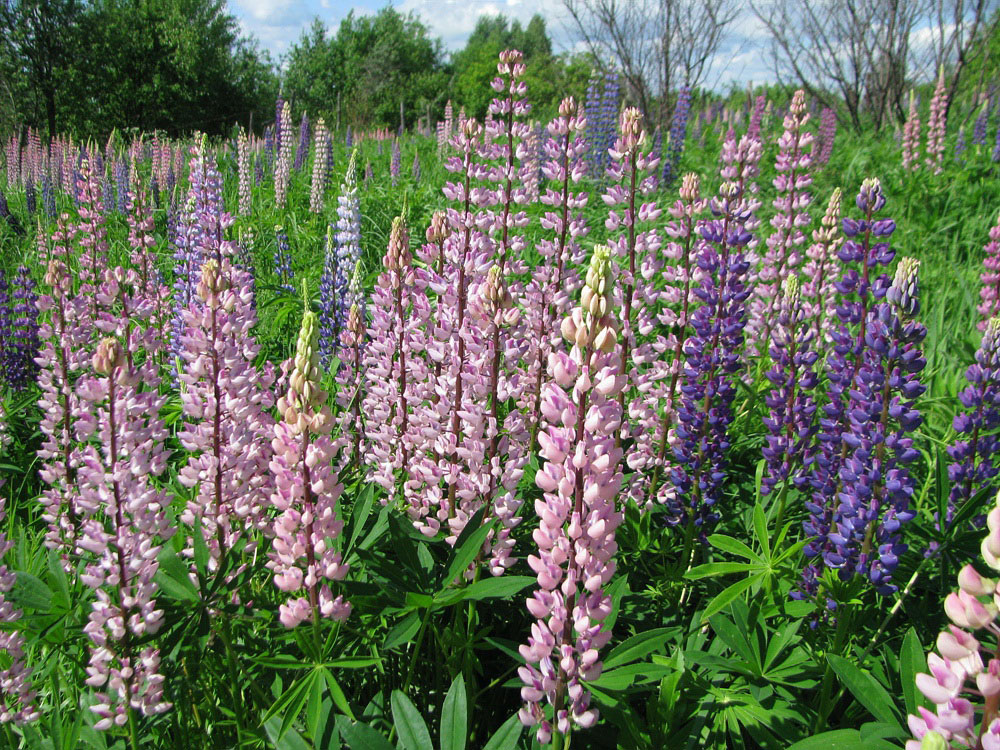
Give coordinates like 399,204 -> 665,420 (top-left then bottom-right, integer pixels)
0,50 -> 999,750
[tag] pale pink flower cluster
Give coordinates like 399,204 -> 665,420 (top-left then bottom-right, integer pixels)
237,130 -> 251,215
0,407 -> 39,724
177,258 -> 276,576
78,337 -> 172,729
269,308 -> 351,628
519,245 -> 625,743
902,92 -> 922,171
978,213 -> 1000,330
746,89 -> 814,357
309,117 -> 329,213
635,172 -> 708,507
801,188 -> 844,342
926,72 -> 949,175
906,491 -> 1000,749
275,100 -> 293,209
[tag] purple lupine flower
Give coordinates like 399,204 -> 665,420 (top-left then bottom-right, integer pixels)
761,277 -> 819,498
238,131 -> 251,216
309,118 -> 329,214
317,225 -> 339,367
25,176 -> 36,216
802,188 -> 843,343
800,178 -> 898,600
273,225 -> 293,293
584,77 -> 601,168
993,121 -> 1000,162
42,174 -> 56,219
294,112 -> 309,171
747,94 -> 767,141
662,85 -> 691,187
114,159 -> 128,214
345,126 -> 353,148
333,150 -> 361,337
412,151 -> 420,183
390,138 -> 401,186
973,105 -> 989,146
670,181 -> 752,528
4,266 -> 40,390
833,256 -> 925,594
947,317 -> 1000,520
275,101 -> 292,209
956,127 -> 967,160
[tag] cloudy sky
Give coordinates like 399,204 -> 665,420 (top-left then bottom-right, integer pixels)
228,0 -> 777,90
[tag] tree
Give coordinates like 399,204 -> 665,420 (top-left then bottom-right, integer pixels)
562,0 -> 738,129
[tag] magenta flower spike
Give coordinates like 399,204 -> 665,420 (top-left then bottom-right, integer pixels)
519,245 -> 625,744
275,100 -> 292,209
309,118 -> 329,214
269,305 -> 351,628
902,91 -> 922,172
926,71 -> 949,175
801,187 -> 843,344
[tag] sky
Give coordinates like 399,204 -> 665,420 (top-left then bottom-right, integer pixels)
227,0 -> 778,90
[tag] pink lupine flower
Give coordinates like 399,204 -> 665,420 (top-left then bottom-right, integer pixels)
309,118 -> 329,214
275,100 -> 293,209
519,245 -> 625,744
902,91 -> 921,171
926,71 -> 949,175
237,130 -> 251,215
0,406 -> 39,724
801,188 -> 843,343
269,306 -> 351,628
177,259 -> 276,578
746,89 -> 814,357
905,490 -> 1000,749
978,212 -> 1000,329
78,337 -> 173,729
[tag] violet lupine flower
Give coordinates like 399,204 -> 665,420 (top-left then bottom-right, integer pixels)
177,258 -> 276,579
361,215 -> 432,503
273,225 -> 294,293
947,317 -> 1000,520
670,181 -> 752,528
318,226 -> 339,368
926,72 -> 949,175
830,256 -> 926,594
25,175 -> 36,216
335,294 -> 366,470
309,118 -> 329,214
294,112 -> 309,171
956,127 -> 968,160
518,245 -> 625,744
746,89 -> 814,358
275,101 -> 292,209
78,337 -> 172,729
978,213 -> 1000,329
269,305 -> 351,628
816,107 -> 836,166
390,139 -> 401,186
904,492 -> 1000,750
761,277 -> 819,498
3,265 -> 40,390
0,445 -> 39,723
334,149 -> 362,323
345,126 -> 353,148
237,130 -> 250,216
902,91 -> 922,171
801,188 -> 844,344
42,174 -> 55,219
662,85 -> 691,187
973,105 -> 989,147
800,179 -> 898,601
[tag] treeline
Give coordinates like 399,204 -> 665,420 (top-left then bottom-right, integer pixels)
0,0 -> 277,138
0,2 -> 591,140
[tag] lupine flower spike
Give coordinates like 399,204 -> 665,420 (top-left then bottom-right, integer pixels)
518,245 -> 625,744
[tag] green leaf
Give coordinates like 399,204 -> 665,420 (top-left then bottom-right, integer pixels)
827,653 -> 901,728
481,713 -> 523,750
323,671 -> 355,719
155,547 -> 199,602
280,671 -> 318,740
347,483 -> 376,553
899,628 -> 927,716
752,503 -> 770,558
306,669 -> 325,740
384,611 -> 422,651
442,517 -> 492,586
441,674 -> 467,750
459,575 -> 534,602
785,730 -> 867,749
684,562 -> 753,580
604,627 -> 674,669
391,690 -> 433,750
335,717 -> 394,750
699,576 -> 755,623
263,716 -> 311,750
191,514 -> 209,577
706,534 -> 759,561
10,572 -> 52,612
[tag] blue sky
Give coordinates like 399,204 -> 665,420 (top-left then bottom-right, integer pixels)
227,0 -> 775,90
